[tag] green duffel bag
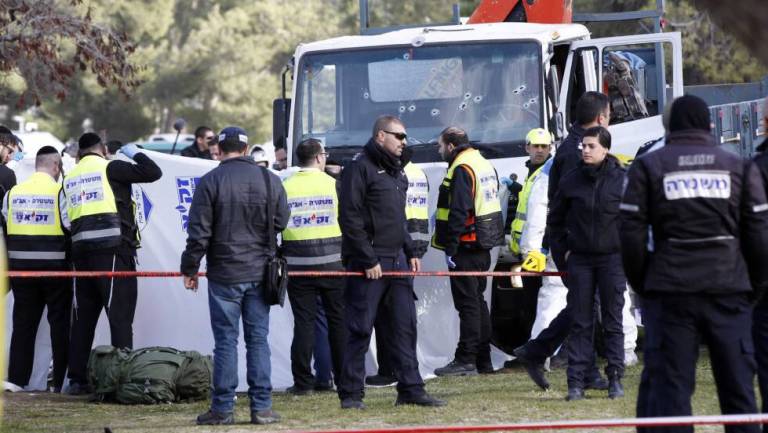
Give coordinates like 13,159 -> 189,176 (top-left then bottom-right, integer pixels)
88,346 -> 212,404
114,346 -> 186,404
87,345 -> 130,401
175,350 -> 213,401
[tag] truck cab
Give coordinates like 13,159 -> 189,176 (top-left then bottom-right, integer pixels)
276,21 -> 682,190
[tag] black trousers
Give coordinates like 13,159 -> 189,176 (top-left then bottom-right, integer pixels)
638,294 -> 759,433
449,248 -> 492,365
373,291 -> 395,376
752,301 -> 768,433
8,277 -> 72,389
338,254 -> 424,401
68,253 -> 137,385
566,253 -> 625,387
288,276 -> 346,390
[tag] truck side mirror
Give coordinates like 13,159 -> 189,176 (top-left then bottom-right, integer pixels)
272,98 -> 291,150
547,64 -> 561,116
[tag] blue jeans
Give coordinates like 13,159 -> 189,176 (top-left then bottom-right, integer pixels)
208,280 -> 272,413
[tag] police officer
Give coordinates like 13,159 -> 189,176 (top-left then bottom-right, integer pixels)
65,133 -> 162,395
514,92 -> 618,392
752,95 -> 768,433
432,126 -> 504,377
337,115 -> 444,409
621,95 -> 768,433
366,154 -> 430,387
549,126 -> 626,401
283,138 -> 347,396
3,146 -> 70,392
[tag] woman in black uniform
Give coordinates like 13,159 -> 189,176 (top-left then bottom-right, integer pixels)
548,126 -> 626,401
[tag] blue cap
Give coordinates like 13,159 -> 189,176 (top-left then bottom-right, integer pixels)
218,126 -> 248,148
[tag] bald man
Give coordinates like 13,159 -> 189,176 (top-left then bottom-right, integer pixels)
3,146 -> 71,392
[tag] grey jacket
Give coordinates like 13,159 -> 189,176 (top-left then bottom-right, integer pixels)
180,156 -> 288,284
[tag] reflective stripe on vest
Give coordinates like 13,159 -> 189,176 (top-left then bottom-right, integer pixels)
8,250 -> 66,260
284,253 -> 343,266
64,155 -> 121,247
432,148 -> 503,250
282,170 -> 342,266
6,172 -> 67,267
510,163 -> 545,248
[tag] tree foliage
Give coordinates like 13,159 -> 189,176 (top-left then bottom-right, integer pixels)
2,0 -> 765,143
0,0 -> 140,106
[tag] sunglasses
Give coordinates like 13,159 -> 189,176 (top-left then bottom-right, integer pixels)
383,130 -> 408,141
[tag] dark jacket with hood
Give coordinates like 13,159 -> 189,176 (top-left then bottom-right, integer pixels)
620,95 -> 768,297
181,156 -> 289,284
339,138 -> 414,269
548,154 -> 625,270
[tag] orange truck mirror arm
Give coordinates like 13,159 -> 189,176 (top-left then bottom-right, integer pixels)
468,0 -> 573,24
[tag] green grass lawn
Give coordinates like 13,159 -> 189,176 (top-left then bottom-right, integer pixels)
0,354 -> 740,433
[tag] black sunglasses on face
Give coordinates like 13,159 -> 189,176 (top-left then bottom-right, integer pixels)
383,130 -> 407,141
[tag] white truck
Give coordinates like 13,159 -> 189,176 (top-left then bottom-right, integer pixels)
271,1 -> 764,353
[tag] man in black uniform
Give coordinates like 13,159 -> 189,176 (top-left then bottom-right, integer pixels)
65,133 -> 162,394
181,126 -> 215,159
337,115 -> 444,409
621,95 -> 768,433
432,127 -> 505,376
513,92 -> 611,390
3,147 -> 70,392
0,131 -> 18,196
752,95 -> 768,433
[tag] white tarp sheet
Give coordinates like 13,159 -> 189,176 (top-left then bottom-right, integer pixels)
4,150 -> 505,391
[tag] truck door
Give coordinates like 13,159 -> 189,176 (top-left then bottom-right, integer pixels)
558,32 -> 683,158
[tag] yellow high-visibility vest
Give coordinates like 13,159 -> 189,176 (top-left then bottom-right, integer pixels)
509,163 -> 546,255
64,154 -> 121,249
404,162 -> 429,243
6,172 -> 67,265
282,169 -> 342,267
432,148 -> 503,251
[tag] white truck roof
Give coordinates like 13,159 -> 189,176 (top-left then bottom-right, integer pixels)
294,22 -> 591,58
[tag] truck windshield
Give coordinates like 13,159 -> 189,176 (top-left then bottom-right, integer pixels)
294,41 -> 542,163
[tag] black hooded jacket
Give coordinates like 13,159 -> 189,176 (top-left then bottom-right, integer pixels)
548,155 -> 625,270
621,130 -> 768,297
339,138 -> 414,269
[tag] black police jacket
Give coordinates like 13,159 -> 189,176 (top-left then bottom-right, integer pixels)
548,124 -> 585,201
620,130 -> 768,296
548,155 -> 625,270
181,157 -> 289,284
339,139 -> 414,269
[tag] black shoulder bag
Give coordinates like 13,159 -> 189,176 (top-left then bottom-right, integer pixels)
260,167 -> 288,307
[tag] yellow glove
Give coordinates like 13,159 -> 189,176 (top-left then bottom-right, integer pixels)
521,250 -> 546,272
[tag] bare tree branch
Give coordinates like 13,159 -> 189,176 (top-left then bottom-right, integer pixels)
0,0 -> 140,107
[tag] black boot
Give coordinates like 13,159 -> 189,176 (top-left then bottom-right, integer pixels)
566,387 -> 585,401
608,374 -> 624,399
434,359 -> 478,377
513,345 -> 549,390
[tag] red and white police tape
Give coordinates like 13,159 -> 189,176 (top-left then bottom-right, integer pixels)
5,270 -> 565,278
288,414 -> 768,433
